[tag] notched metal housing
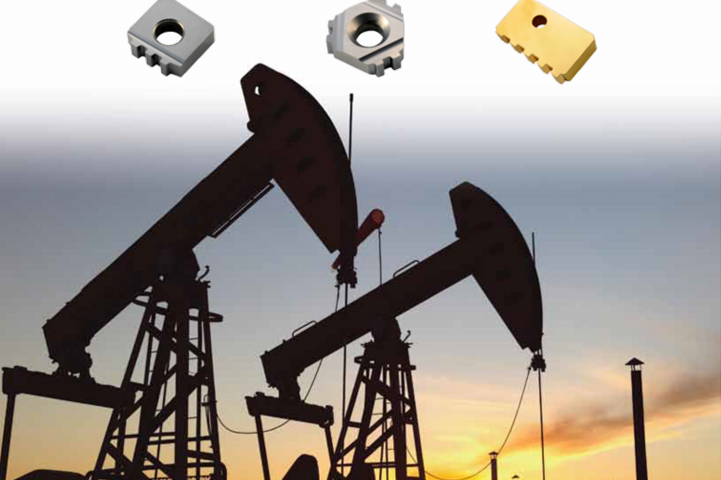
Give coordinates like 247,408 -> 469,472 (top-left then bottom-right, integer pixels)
496,0 -> 596,84
327,0 -> 404,77
128,0 -> 214,77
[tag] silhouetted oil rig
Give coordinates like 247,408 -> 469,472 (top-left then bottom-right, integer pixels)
0,64 -> 651,480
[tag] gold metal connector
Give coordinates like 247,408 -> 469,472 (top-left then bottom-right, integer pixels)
496,0 -> 596,84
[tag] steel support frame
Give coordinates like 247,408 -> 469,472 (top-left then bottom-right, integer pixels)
0,365 -> 133,480
92,279 -> 223,480
328,340 -> 425,480
247,396 -> 334,480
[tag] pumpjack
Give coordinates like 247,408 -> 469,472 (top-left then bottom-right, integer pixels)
247,182 -> 544,480
1,64 -> 361,480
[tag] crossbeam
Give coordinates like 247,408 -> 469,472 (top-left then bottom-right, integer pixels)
2,367 -> 133,409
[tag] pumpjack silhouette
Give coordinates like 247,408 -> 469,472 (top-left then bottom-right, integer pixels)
1,64 -> 544,480
248,182 -> 543,480
1,64 -> 357,480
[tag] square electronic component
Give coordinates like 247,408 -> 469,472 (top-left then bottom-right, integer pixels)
128,0 -> 214,77
496,0 -> 596,84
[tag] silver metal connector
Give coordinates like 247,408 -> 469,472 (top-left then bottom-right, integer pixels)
128,0 -> 214,77
326,0 -> 404,77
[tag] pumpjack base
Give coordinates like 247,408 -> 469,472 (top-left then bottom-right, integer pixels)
246,393 -> 334,480
329,333 -> 426,480
0,368 -> 134,480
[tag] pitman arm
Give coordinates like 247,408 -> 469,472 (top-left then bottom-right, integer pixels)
261,182 -> 543,399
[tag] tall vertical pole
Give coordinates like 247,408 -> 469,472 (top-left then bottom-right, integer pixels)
202,306 -> 223,470
389,363 -> 407,480
405,369 -> 425,480
342,91 -> 354,448
530,234 -> 547,480
0,394 -> 16,480
254,414 -> 271,480
172,282 -> 190,480
489,451 -> 498,480
195,313 -> 203,480
348,93 -> 354,164
627,358 -> 648,480
537,367 -> 547,480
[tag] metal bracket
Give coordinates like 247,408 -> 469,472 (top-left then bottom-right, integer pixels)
128,0 -> 214,77
327,0 -> 404,77
496,0 -> 596,83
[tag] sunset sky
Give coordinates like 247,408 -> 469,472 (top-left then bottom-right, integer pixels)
1,1 -> 719,479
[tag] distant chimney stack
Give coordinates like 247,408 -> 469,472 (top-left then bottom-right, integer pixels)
489,451 -> 498,480
626,358 -> 649,480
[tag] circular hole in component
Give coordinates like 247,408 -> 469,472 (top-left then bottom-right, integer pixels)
357,30 -> 384,47
154,19 -> 184,45
532,15 -> 547,28
347,12 -> 390,48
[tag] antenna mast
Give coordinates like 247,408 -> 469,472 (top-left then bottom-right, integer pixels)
340,92 -> 355,475
348,93 -> 354,164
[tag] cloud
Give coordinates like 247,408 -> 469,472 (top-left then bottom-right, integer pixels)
508,366 -> 721,458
